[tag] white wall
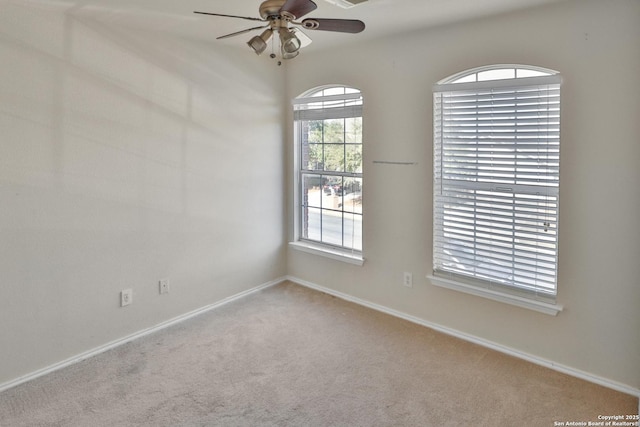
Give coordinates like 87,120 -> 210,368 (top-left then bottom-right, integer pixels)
0,3 -> 286,385
287,0 -> 640,391
1,0 -> 638,396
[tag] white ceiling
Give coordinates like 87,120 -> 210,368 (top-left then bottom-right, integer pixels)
28,0 -> 565,53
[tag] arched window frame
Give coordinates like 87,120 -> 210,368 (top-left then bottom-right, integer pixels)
429,65 -> 563,315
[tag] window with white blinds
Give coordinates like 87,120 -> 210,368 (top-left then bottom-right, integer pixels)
432,65 -> 562,303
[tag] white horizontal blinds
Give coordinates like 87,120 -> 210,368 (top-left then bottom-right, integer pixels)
294,92 -> 363,120
433,73 -> 561,298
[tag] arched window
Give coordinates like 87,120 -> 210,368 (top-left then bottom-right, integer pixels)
292,86 -> 363,262
430,65 -> 563,314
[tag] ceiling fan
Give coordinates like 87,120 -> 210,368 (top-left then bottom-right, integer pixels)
194,0 -> 365,61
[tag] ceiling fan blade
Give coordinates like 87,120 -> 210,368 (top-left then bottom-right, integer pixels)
194,11 -> 265,22
216,25 -> 269,40
280,0 -> 318,20
301,18 -> 365,33
291,27 -> 313,48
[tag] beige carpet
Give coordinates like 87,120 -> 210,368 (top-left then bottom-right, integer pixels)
0,281 -> 637,426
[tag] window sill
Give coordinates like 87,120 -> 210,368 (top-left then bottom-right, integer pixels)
289,241 -> 364,266
427,275 -> 563,316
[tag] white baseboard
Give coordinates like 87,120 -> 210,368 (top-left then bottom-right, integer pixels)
3,274 -> 638,411
0,277 -> 284,393
286,275 -> 640,402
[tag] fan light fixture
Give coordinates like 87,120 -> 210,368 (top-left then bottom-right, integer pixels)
248,29 -> 273,55
279,28 -> 301,57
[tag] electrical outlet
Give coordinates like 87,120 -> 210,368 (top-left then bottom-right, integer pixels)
159,278 -> 170,295
121,289 -> 132,307
403,272 -> 413,288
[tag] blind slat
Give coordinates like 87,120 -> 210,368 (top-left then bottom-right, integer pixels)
294,105 -> 362,120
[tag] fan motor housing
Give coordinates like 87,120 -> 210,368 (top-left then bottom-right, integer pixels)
259,0 -> 287,19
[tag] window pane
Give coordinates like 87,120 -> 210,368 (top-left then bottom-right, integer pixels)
345,117 -> 362,144
342,178 -> 362,214
516,69 -> 549,78
324,87 -> 345,96
344,214 -> 363,251
324,119 -> 344,143
452,73 -> 477,83
478,68 -> 515,81
303,144 -> 323,171
303,207 -> 321,241
307,120 -> 323,143
324,144 -> 345,172
323,176 -> 343,199
302,174 -> 322,208
345,144 -> 362,173
322,209 -> 343,247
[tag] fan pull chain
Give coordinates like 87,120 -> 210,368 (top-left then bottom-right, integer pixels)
268,33 -> 283,66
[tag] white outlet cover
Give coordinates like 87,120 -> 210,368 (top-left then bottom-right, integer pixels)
159,279 -> 170,294
121,289 -> 132,307
403,272 -> 413,287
